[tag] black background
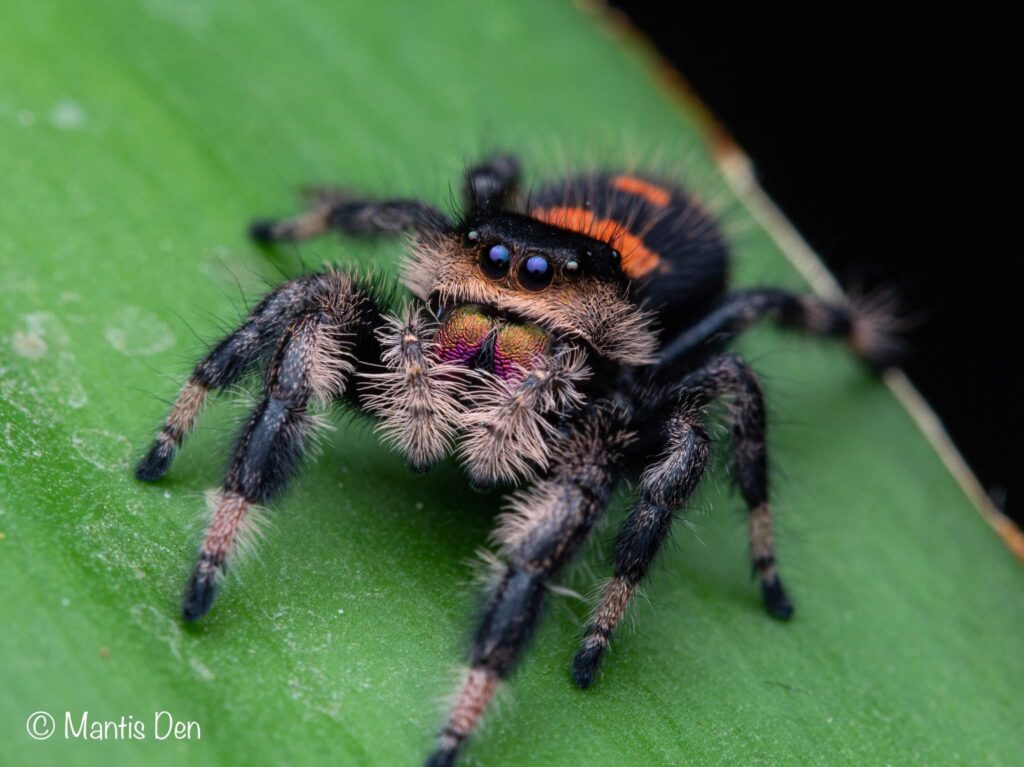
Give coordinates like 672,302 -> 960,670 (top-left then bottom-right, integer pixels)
612,4 -> 1018,521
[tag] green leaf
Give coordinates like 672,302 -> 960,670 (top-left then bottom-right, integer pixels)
2,2 -> 1021,766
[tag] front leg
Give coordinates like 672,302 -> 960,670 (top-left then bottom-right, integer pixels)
136,270 -> 391,620
426,406 -> 634,767
136,272 -> 386,481
184,284 -> 373,620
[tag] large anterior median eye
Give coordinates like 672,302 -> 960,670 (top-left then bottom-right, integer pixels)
480,244 -> 511,278
519,254 -> 552,291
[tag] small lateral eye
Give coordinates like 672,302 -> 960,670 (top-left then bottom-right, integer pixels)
520,254 -> 552,291
480,243 -> 511,278
564,258 -> 580,275
465,229 -> 481,244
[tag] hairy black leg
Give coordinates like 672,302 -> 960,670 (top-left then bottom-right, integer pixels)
575,353 -> 792,686
425,406 -> 633,767
573,393 -> 711,688
463,154 -> 521,214
657,287 -> 901,374
250,189 -> 452,244
684,354 -> 792,619
136,273 -> 339,481
182,278 -> 382,621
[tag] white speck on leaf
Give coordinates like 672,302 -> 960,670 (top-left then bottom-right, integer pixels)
71,428 -> 132,471
104,306 -> 175,356
50,100 -> 86,130
11,321 -> 48,359
7,313 -> 87,410
130,604 -> 182,661
189,657 -> 216,681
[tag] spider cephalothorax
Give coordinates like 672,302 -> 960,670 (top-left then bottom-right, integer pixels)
406,211 -> 657,368
136,155 -> 899,767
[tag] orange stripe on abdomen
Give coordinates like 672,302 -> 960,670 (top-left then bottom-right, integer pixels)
611,175 -> 671,207
531,205 -> 662,279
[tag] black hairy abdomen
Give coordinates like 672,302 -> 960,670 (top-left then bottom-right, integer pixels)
531,173 -> 729,342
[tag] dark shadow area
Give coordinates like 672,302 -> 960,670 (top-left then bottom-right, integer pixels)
611,3 -> 1018,519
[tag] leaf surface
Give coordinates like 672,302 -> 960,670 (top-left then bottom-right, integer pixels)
1,3 -> 1021,765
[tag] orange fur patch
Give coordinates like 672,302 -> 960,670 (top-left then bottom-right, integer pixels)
611,175 -> 671,207
531,206 -> 661,279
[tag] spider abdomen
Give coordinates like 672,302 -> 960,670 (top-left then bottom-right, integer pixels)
531,173 -> 729,339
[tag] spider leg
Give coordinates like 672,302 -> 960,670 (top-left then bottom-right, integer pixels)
360,305 -> 470,472
182,276 -> 386,620
136,273 -> 372,481
249,190 -> 452,244
572,389 -> 711,688
425,406 -> 633,767
463,154 -> 521,214
657,287 -> 902,373
574,353 -> 788,687
458,346 -> 589,488
677,353 -> 792,616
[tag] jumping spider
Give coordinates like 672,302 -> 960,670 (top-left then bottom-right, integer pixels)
136,155 -> 896,766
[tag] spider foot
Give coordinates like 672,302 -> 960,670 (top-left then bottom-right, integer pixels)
572,641 -> 605,689
248,219 -> 280,243
135,439 -> 175,481
761,575 -> 795,620
182,564 -> 218,622
423,745 -> 457,767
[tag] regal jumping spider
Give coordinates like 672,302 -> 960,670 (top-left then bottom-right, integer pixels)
136,155 -> 895,766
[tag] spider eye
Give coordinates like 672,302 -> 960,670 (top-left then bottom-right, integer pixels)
564,258 -> 580,275
480,243 -> 510,278
520,255 -> 552,291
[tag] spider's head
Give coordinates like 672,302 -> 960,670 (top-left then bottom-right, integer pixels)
403,211 -> 657,366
